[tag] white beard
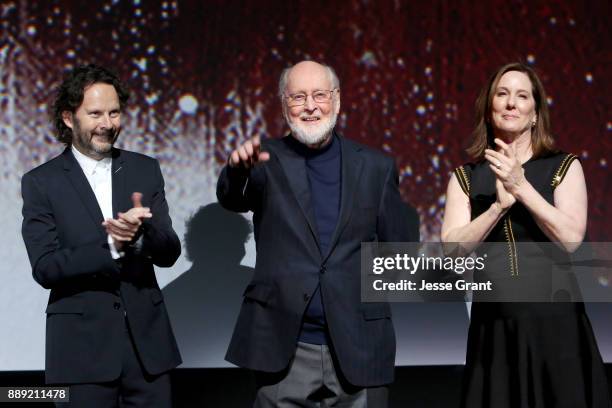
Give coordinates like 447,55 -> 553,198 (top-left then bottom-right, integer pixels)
288,112 -> 337,147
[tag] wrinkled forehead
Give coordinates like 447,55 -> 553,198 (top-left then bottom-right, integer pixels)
286,64 -> 332,94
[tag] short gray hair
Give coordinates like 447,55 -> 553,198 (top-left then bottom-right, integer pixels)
278,62 -> 340,99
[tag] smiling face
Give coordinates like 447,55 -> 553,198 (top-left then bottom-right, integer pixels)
62,83 -> 122,160
282,61 -> 340,147
490,70 -> 537,139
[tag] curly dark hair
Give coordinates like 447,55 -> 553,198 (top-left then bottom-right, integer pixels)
52,64 -> 130,145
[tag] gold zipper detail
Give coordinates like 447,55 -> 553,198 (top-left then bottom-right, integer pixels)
454,166 -> 470,195
459,166 -> 470,192
551,154 -> 577,188
503,215 -> 519,276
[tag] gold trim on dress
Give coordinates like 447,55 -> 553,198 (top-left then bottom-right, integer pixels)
551,153 -> 578,188
503,215 -> 519,276
454,166 -> 470,196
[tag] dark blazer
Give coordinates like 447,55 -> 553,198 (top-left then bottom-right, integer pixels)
21,148 -> 182,384
217,134 -> 419,387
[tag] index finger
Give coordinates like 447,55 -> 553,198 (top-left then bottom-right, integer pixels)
118,211 -> 143,225
125,207 -> 152,219
493,138 -> 513,156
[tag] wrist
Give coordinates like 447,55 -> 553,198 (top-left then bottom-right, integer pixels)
107,235 -> 125,260
490,202 -> 507,216
511,179 -> 530,201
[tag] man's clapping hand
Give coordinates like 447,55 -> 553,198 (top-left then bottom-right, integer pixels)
102,192 -> 152,250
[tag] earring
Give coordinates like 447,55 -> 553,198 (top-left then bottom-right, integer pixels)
531,120 -> 536,128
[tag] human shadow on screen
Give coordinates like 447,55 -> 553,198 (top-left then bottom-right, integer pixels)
163,203 -> 254,368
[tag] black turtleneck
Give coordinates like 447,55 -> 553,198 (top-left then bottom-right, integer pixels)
294,134 -> 341,345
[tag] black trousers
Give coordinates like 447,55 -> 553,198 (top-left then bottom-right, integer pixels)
55,316 -> 171,408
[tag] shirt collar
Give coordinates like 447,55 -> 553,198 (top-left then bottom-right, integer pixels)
71,145 -> 112,176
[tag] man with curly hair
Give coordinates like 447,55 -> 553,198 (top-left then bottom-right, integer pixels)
21,64 -> 182,407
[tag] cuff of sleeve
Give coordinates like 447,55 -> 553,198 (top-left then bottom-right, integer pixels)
226,164 -> 251,179
226,166 -> 251,197
108,235 -> 125,259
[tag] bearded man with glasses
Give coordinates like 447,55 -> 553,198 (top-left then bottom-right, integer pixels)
217,60 -> 419,407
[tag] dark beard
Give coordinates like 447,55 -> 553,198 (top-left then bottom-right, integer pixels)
72,120 -> 118,159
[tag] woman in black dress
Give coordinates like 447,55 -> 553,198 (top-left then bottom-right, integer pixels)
441,62 -> 610,407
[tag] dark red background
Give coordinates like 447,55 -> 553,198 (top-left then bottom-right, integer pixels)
3,0 -> 610,240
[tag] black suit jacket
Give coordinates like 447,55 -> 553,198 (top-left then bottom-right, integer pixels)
21,148 -> 182,384
217,134 -> 419,387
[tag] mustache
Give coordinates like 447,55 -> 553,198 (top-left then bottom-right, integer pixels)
93,129 -> 119,139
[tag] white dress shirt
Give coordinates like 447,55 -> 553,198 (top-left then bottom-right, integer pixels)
71,146 -> 123,259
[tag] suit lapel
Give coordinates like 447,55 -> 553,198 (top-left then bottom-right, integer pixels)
324,137 -> 363,261
111,148 -> 128,217
275,138 -> 321,253
62,149 -> 106,238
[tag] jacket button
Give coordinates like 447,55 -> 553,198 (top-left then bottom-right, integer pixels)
113,302 -> 121,310
303,293 -> 310,302
320,266 -> 326,274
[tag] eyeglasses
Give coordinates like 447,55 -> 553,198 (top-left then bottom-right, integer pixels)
284,89 -> 338,107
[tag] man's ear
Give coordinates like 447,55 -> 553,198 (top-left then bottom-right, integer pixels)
62,111 -> 74,129
334,90 -> 341,115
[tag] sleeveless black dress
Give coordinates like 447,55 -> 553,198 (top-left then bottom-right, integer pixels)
454,152 -> 610,408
